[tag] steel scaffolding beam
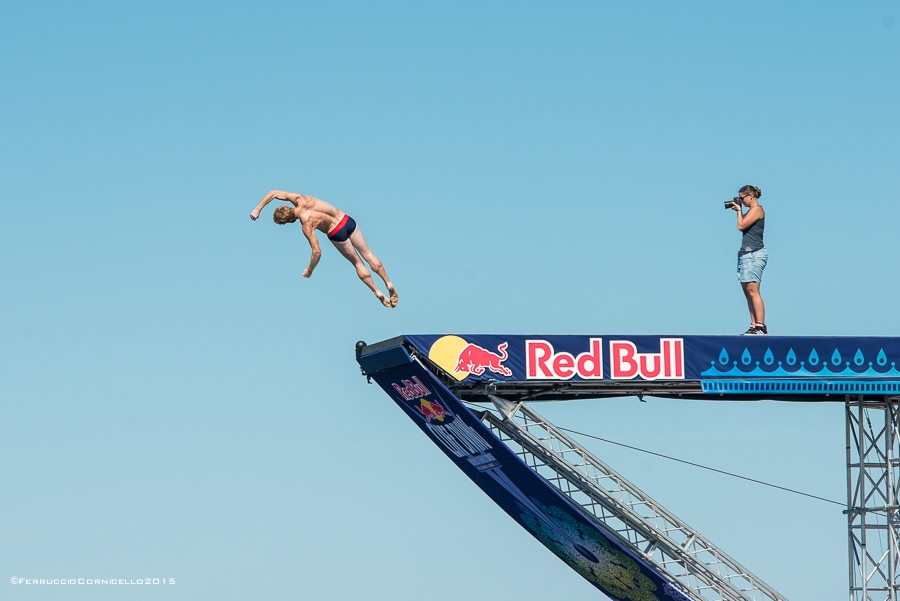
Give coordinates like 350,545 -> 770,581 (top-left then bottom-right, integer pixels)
479,396 -> 786,601
846,395 -> 900,601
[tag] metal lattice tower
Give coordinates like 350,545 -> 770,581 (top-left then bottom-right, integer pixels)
846,395 -> 900,601
479,396 -> 787,601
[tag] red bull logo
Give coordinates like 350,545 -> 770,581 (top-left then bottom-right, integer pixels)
455,342 -> 512,377
610,338 -> 684,380
429,336 -> 511,381
418,398 -> 451,422
526,338 -> 603,380
392,377 -> 432,400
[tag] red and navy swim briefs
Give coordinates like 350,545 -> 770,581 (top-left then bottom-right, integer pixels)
327,214 -> 357,242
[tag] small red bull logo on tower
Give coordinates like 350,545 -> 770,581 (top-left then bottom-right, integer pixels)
418,398 -> 451,422
609,338 -> 684,380
455,342 -> 512,377
526,338 -> 603,380
392,377 -> 432,400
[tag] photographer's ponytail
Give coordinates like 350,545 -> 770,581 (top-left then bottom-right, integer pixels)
739,184 -> 762,200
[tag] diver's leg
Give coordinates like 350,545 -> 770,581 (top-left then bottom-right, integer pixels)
331,238 -> 392,307
349,227 -> 398,307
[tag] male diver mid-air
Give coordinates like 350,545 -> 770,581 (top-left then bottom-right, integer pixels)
251,190 -> 398,308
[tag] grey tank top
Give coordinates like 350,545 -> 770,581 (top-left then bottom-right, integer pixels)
738,215 -> 765,256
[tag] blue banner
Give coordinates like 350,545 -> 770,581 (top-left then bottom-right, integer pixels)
405,335 -> 900,395
371,358 -> 693,601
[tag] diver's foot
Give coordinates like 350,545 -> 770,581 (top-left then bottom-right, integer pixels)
388,288 -> 399,308
375,291 -> 393,308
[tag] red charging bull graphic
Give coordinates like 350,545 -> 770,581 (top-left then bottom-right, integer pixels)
390,377 -> 453,422
417,398 -> 452,422
610,338 -> 684,380
455,342 -> 512,377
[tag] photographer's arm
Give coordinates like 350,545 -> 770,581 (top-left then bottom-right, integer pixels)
735,205 -> 763,231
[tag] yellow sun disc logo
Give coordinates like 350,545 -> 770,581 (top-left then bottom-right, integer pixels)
428,336 -> 471,381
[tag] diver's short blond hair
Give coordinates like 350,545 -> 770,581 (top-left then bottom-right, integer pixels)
273,205 -> 297,225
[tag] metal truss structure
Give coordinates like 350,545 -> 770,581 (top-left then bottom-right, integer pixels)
478,396 -> 786,601
474,392 -> 900,601
846,395 -> 900,601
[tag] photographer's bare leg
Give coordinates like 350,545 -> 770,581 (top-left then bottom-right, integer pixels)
331,236 -> 395,308
348,227 -> 398,307
741,282 -> 765,324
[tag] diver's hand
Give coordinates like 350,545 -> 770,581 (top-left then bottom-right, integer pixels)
250,209 -> 261,220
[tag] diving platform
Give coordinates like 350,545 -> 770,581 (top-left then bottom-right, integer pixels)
360,334 -> 900,403
356,334 -> 900,601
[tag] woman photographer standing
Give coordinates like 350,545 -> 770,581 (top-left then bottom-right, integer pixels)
732,185 -> 767,334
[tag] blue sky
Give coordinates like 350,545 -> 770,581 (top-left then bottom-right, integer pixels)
2,1 -> 899,599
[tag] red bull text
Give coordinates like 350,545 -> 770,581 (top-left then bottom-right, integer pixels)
609,338 -> 684,380
392,377 -> 432,400
526,338 -> 603,380
526,338 -> 685,381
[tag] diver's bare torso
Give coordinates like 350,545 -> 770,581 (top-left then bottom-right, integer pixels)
254,191 -> 345,234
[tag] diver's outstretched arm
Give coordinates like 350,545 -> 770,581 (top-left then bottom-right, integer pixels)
250,190 -> 299,220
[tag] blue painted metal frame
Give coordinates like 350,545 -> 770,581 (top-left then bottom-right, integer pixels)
365,354 -> 693,601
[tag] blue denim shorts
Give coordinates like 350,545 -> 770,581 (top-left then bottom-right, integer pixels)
736,248 -> 768,283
